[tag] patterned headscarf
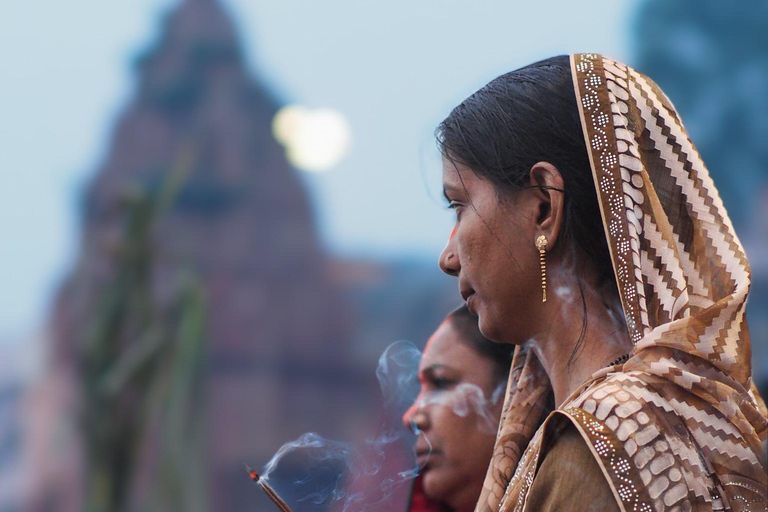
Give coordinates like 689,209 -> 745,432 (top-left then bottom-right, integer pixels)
474,54 -> 767,512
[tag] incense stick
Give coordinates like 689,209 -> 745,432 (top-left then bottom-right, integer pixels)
245,464 -> 295,512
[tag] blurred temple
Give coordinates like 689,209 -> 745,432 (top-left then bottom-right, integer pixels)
19,0 -> 458,511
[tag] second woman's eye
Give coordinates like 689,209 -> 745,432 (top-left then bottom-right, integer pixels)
431,377 -> 457,391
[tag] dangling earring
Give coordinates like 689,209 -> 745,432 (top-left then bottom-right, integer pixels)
536,235 -> 548,303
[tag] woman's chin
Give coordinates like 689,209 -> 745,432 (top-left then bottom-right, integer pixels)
477,309 -> 520,345
423,468 -> 458,504
477,313 -> 502,344
424,469 -> 477,512
422,470 -> 446,498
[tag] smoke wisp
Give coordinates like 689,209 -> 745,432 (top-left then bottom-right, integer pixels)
252,340 -> 504,511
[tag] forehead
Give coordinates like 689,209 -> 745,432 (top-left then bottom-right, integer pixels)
420,319 -> 483,370
442,157 -> 474,188
441,156 -> 493,199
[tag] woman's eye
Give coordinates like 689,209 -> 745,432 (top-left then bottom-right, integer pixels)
431,377 -> 455,390
447,201 -> 463,215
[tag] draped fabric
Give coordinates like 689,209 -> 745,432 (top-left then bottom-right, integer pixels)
474,54 -> 767,512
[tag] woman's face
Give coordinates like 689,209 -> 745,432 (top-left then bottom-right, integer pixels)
439,158 -> 541,344
402,319 -> 504,512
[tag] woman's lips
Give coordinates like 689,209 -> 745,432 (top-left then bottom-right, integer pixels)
465,292 -> 476,314
414,439 -> 438,467
416,449 -> 439,470
460,287 -> 476,314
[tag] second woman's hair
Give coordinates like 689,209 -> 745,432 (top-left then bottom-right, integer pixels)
446,305 -> 513,382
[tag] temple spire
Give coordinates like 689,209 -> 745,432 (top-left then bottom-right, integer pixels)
135,0 -> 246,102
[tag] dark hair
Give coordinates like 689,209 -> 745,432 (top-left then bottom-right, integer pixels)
436,56 -> 618,363
446,305 -> 513,382
435,55 -> 612,284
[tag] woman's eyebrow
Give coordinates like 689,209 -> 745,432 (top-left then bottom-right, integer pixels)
443,184 -> 461,201
420,364 -> 451,379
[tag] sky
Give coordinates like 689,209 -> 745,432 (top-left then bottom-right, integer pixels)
0,0 -> 641,347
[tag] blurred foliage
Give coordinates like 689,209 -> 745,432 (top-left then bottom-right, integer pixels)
79,150 -> 209,512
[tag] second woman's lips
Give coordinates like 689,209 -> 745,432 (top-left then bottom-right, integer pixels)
415,448 -> 438,469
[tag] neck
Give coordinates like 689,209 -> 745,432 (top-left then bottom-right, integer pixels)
528,264 -> 632,407
450,480 -> 483,512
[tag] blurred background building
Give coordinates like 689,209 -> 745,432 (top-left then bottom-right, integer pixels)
0,0 -> 765,511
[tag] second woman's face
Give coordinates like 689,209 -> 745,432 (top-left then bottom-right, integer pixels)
401,320 -> 504,512
439,159 -> 541,344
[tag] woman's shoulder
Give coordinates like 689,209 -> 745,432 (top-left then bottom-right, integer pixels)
554,374 -> 724,512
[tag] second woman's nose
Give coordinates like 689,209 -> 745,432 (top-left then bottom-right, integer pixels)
402,402 -> 429,433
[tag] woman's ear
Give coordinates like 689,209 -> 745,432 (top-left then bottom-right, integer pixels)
528,162 -> 566,249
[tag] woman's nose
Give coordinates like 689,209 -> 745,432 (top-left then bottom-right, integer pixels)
439,240 -> 459,277
402,402 -> 429,433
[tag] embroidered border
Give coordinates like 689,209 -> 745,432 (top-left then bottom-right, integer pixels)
562,408 -> 654,512
570,53 -> 649,343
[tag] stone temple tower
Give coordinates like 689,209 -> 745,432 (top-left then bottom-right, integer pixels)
27,0 -> 372,510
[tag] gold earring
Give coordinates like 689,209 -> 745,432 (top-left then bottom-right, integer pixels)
536,235 -> 548,303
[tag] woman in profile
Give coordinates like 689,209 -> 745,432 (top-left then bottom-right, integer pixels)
403,306 -> 549,512
436,54 -> 767,511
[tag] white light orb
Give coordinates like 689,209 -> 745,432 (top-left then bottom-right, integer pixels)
272,105 -> 351,173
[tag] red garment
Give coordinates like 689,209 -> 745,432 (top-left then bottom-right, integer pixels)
407,476 -> 451,512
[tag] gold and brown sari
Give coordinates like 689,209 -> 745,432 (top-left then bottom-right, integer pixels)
475,54 -> 768,512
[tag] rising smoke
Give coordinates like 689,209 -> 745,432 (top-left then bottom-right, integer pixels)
252,340 -> 505,511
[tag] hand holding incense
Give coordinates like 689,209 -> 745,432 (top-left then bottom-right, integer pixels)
245,464 -> 295,512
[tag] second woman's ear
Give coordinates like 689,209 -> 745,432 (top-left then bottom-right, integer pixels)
528,162 -> 566,249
